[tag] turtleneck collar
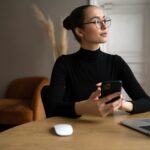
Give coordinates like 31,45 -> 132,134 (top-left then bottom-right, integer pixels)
76,47 -> 102,60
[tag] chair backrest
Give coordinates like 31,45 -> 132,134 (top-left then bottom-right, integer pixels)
5,77 -> 48,99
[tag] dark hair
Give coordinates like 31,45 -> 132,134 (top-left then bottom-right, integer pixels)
63,5 -> 96,42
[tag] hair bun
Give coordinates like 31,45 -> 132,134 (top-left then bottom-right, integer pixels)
63,16 -> 72,30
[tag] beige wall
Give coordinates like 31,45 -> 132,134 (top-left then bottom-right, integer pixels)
0,0 -> 88,97
144,3 -> 150,94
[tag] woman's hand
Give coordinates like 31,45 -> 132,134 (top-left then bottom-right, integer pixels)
75,86 -> 102,116
119,100 -> 133,112
95,91 -> 123,117
75,83 -> 123,117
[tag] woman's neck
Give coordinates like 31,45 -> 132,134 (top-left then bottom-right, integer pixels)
80,43 -> 100,51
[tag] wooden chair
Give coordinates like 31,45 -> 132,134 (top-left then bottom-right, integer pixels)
0,76 -> 49,125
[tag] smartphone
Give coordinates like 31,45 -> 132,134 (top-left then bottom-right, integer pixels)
100,80 -> 122,104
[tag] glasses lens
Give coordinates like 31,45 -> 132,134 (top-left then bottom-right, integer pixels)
95,17 -> 111,28
95,18 -> 101,28
82,17 -> 111,28
104,17 -> 111,27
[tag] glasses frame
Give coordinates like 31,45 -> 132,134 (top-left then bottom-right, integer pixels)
82,16 -> 111,29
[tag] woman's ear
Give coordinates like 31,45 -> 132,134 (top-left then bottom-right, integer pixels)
75,27 -> 84,38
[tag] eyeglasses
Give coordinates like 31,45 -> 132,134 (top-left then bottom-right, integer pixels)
82,16 -> 111,29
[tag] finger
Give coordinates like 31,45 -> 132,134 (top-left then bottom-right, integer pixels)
104,109 -> 113,117
96,82 -> 102,87
112,99 -> 122,107
101,106 -> 113,117
92,87 -> 101,100
102,92 -> 121,104
120,94 -> 124,100
112,99 -> 123,111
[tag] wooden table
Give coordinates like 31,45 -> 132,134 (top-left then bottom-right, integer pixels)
0,112 -> 149,150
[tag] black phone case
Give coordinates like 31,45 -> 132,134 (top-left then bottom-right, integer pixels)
100,80 -> 122,104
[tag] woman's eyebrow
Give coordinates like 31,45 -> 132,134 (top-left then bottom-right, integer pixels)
90,16 -> 100,20
89,16 -> 105,20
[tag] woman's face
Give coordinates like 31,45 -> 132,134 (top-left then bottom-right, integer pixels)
78,6 -> 109,46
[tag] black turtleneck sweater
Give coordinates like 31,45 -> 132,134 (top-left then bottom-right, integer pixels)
42,48 -> 150,117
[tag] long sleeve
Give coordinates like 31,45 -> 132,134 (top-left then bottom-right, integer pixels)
42,56 -> 77,117
116,55 -> 150,113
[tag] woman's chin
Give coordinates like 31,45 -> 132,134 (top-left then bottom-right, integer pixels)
99,37 -> 108,43
100,39 -> 108,43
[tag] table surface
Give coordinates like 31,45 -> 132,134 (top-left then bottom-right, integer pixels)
0,111 -> 150,150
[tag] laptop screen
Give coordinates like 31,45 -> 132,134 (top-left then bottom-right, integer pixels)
140,125 -> 150,131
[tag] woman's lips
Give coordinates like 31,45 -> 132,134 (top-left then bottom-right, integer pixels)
100,32 -> 108,37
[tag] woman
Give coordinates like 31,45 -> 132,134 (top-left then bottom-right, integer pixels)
42,5 -> 150,117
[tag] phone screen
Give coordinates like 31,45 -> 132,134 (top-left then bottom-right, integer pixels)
100,80 -> 122,104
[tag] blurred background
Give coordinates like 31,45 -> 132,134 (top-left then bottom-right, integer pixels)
0,0 -> 88,97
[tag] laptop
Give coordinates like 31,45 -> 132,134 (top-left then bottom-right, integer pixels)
120,118 -> 150,136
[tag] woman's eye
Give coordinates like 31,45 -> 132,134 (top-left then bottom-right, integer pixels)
93,19 -> 100,23
104,19 -> 108,22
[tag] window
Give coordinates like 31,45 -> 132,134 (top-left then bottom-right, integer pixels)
89,0 -> 150,96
